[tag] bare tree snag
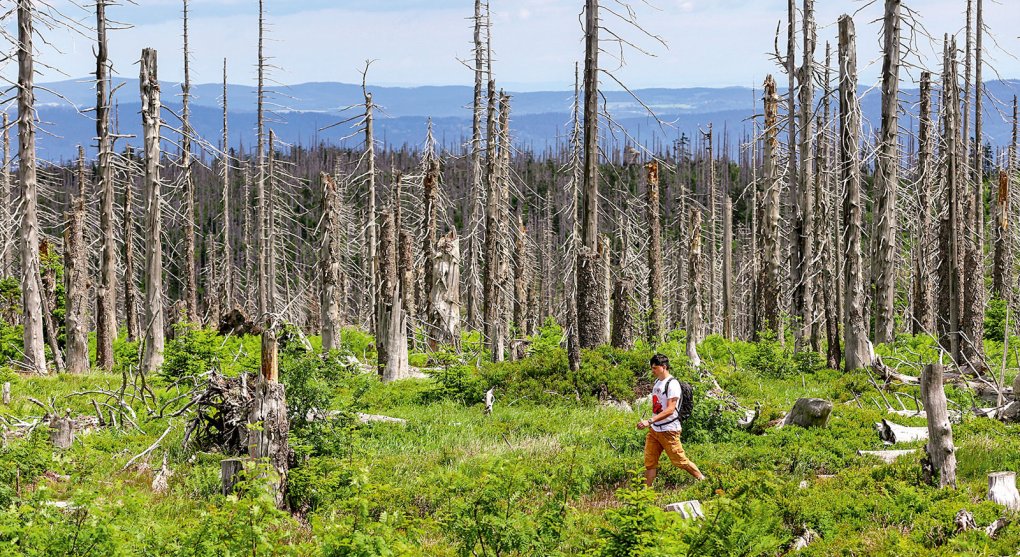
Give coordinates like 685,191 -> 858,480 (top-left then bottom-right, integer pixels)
39,243 -> 64,372
993,170 -> 1009,298
256,0 -> 278,383
246,378 -> 289,509
464,0 -> 486,331
220,458 -> 244,496
422,159 -> 439,325
484,93 -> 511,361
920,363 -> 957,488
792,0 -> 816,350
320,173 -> 343,352
611,275 -> 635,350
646,161 -> 664,345
577,0 -> 608,349
140,48 -> 165,376
1,382 -> 9,405
987,472 -> 1020,510
687,208 -> 703,367
913,72 -> 935,334
839,15 -> 871,371
16,0 -> 46,374
124,149 -> 140,342
429,230 -> 461,350
938,37 -> 963,364
873,0 -> 901,345
376,210 -> 409,382
64,148 -> 89,375
0,112 -> 9,278
755,75 -> 782,339
181,0 -> 198,322
95,0 -> 117,371
393,172 -> 417,346
220,59 -> 234,313
722,193 -> 733,341
512,213 -> 529,359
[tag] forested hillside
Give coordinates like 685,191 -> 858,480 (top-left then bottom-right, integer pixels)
1,0 -> 1020,555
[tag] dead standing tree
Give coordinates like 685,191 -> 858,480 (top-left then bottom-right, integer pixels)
795,0 -> 817,351
464,0 -> 486,331
687,208 -> 704,367
873,0 -> 901,345
483,93 -> 511,361
646,160 -> 664,345
320,173 -> 343,351
755,75 -> 782,339
140,48 -> 165,376
64,148 -> 89,374
256,0 -> 278,382
839,15 -> 871,372
16,0 -> 47,373
376,210 -> 409,381
912,72 -> 935,335
937,36 -> 963,365
180,0 -> 198,322
95,0 -> 117,371
220,59 -> 234,313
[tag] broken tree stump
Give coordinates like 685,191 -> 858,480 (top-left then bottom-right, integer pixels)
246,379 -> 289,509
664,500 -> 704,520
920,363 -> 956,487
874,419 -> 928,444
2,382 -> 9,405
220,458 -> 245,496
987,472 -> 1020,511
781,398 -> 833,428
857,449 -> 918,464
954,509 -> 977,533
48,416 -> 74,449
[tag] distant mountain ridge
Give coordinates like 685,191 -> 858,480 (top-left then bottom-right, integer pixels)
23,78 -> 1020,162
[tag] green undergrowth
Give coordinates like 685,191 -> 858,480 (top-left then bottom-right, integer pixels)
1,323 -> 1019,555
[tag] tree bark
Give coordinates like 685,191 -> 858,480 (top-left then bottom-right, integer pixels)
646,161 -> 664,345
246,378 -> 289,509
17,0 -> 46,374
320,173 -> 343,352
95,0 -> 117,371
839,15 -> 872,372
140,48 -> 165,376
873,0 -> 901,345
611,276 -> 635,350
913,72 -> 935,334
376,211 -> 409,382
64,148 -> 89,375
920,363 -> 957,488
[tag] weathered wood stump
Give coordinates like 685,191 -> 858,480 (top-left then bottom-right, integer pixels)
920,363 -> 956,487
2,382 -> 9,405
987,472 -> 1020,510
782,398 -> 833,428
246,379 -> 289,509
954,509 -> 976,533
874,419 -> 928,444
220,458 -> 245,496
48,416 -> 74,449
664,500 -> 703,520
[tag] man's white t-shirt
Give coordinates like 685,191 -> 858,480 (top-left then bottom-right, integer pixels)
650,377 -> 682,432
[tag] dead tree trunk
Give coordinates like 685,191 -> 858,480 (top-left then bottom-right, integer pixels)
484,93 -> 511,361
124,150 -> 139,342
0,113 -> 9,279
393,172 -> 416,347
464,0 -> 486,331
429,230 -> 461,350
220,59 -> 234,313
722,193 -> 734,341
938,37 -> 963,364
687,208 -> 704,367
512,213 -> 529,359
181,0 -> 198,322
873,0 -> 901,345
140,48 -> 165,376
820,43 -> 841,369
376,211 -> 409,381
422,159 -> 439,328
577,0 -> 608,349
921,363 -> 957,488
256,0 -> 278,383
246,378 -> 289,509
646,161 -> 664,344
39,243 -> 64,372
705,126 -> 718,335
611,275 -> 635,350
839,15 -> 871,372
320,173 -> 343,351
95,0 -> 117,371
793,0 -> 816,350
996,96 -> 1018,298
755,75 -> 782,339
64,148 -> 89,375
913,72 -> 935,334
16,0 -> 46,374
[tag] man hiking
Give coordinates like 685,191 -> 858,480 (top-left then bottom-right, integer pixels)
636,353 -> 705,486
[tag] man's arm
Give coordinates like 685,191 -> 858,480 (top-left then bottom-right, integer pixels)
638,397 -> 678,428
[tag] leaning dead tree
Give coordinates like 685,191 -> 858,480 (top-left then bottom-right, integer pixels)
839,14 -> 871,372
16,0 -> 46,374
140,48 -> 165,376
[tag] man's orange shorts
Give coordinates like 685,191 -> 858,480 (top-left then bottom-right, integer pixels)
644,429 -> 699,475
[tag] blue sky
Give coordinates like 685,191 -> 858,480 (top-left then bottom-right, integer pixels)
6,0 -> 1020,91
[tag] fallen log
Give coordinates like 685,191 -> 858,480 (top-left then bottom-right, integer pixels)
874,419 -> 928,444
781,398 -> 833,429
357,413 -> 407,425
857,449 -> 918,464
985,517 -> 1010,539
664,500 -> 703,520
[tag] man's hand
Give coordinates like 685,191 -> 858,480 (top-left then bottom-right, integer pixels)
636,419 -> 650,430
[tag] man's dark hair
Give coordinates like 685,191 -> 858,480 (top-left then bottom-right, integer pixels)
650,353 -> 670,368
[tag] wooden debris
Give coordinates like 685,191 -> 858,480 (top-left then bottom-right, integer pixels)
2,382 -> 8,405
782,398 -> 833,429
985,517 -> 1010,539
790,526 -> 818,551
874,419 -> 928,444
48,416 -> 74,449
954,509 -> 976,533
484,388 -> 494,415
987,472 -> 1020,511
858,449 -> 917,464
152,455 -> 173,494
664,500 -> 703,520
357,413 -> 407,425
600,398 -> 632,412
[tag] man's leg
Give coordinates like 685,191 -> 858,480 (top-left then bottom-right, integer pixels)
662,431 -> 705,480
643,431 -> 664,487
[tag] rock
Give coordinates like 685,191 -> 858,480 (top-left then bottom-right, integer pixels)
1013,374 -> 1020,398
781,398 -> 833,429
998,401 -> 1020,422
664,500 -> 703,520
